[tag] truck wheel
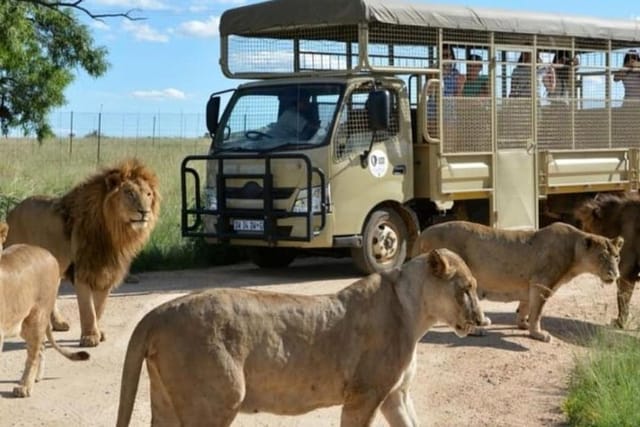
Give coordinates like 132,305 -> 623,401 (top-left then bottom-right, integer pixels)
246,247 -> 297,269
351,208 -> 407,275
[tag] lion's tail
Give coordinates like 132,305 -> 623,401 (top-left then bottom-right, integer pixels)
116,317 -> 149,427
46,325 -> 90,361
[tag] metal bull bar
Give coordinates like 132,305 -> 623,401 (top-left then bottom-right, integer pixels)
180,153 -> 327,243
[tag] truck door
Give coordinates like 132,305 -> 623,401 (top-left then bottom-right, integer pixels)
494,47 -> 539,229
331,83 -> 412,273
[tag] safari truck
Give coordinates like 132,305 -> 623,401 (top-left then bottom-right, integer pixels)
181,0 -> 640,274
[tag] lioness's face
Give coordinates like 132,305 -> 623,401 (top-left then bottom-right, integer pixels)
579,235 -> 623,284
112,179 -> 156,230
427,249 -> 485,337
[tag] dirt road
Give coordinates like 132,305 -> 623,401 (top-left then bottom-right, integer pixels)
0,257 -> 632,426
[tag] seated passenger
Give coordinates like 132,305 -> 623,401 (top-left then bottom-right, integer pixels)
548,50 -> 579,103
614,49 -> 640,105
510,51 -> 555,98
463,54 -> 489,97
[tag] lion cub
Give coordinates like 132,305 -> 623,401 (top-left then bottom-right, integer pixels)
0,223 -> 89,397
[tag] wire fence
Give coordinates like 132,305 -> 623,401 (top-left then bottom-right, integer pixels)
5,111 -> 208,141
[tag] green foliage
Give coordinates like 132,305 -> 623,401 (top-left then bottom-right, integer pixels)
0,2 -> 108,140
0,194 -> 20,221
564,330 -> 640,427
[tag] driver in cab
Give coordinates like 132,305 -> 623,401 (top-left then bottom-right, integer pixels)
270,90 -> 319,140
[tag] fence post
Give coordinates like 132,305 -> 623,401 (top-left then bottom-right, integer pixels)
152,115 -> 156,145
69,111 -> 74,157
97,111 -> 102,164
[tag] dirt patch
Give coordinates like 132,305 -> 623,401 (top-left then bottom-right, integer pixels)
0,257 -> 634,426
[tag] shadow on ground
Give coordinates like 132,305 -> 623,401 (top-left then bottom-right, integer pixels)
56,257 -> 361,299
421,310 -> 639,351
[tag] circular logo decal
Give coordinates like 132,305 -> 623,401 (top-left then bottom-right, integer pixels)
368,149 -> 388,178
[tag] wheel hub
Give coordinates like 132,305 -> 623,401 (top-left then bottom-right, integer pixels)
372,222 -> 398,263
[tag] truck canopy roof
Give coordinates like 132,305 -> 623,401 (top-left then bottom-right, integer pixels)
220,0 -> 640,42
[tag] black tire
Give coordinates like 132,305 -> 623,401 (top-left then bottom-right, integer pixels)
246,247 -> 297,269
351,208 -> 408,275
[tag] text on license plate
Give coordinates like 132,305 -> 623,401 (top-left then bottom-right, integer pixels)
233,219 -> 264,232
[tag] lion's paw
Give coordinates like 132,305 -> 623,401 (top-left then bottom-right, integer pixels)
12,386 -> 31,398
610,318 -> 626,329
79,334 -> 102,347
530,330 -> 552,342
469,326 -> 487,337
517,320 -> 529,330
52,318 -> 70,332
480,315 -> 492,327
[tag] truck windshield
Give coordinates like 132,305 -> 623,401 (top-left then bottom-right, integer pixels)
214,84 -> 343,153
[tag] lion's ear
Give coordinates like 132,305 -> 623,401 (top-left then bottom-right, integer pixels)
590,204 -> 603,220
427,248 -> 451,279
105,171 -> 122,191
612,236 -> 624,250
0,222 -> 8,243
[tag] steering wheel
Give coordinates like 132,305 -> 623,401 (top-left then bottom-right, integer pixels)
245,130 -> 273,140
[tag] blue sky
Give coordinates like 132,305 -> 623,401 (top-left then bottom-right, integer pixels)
64,0 -> 640,116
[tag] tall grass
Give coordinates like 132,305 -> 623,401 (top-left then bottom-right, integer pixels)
564,329 -> 640,426
0,136 -> 244,271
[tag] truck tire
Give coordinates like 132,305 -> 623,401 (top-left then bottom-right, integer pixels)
351,207 -> 408,275
246,247 -> 297,269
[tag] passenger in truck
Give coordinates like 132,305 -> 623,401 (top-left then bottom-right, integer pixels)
549,50 -> 579,103
614,49 -> 640,105
509,51 -> 555,98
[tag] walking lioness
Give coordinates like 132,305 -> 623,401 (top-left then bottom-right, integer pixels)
116,249 -> 485,427
0,223 -> 89,397
413,221 -> 623,342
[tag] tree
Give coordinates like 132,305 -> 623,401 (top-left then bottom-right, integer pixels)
0,1 -> 139,140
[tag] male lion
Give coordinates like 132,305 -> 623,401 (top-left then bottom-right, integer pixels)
116,249 -> 485,427
0,223 -> 89,397
5,158 -> 160,347
413,221 -> 623,342
575,193 -> 640,328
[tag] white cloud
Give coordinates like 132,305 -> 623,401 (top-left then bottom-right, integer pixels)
92,0 -> 171,10
176,16 -> 220,38
131,88 -> 187,100
90,20 -> 110,31
122,20 -> 169,42
187,0 -> 247,12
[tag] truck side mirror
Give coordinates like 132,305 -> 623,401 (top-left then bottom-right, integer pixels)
367,90 -> 390,131
206,95 -> 221,136
360,89 -> 391,168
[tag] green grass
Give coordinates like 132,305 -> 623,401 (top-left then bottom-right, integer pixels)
0,136 -> 245,271
564,329 -> 640,427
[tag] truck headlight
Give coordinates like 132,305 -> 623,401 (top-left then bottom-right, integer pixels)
205,187 -> 218,211
292,185 -> 328,213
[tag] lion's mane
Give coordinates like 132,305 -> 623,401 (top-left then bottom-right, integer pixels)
56,158 -> 160,290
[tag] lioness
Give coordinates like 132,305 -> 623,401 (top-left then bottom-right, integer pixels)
116,249 -> 485,427
0,223 -> 89,397
413,221 -> 623,342
575,193 -> 640,328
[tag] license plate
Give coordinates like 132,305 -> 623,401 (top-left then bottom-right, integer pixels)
233,219 -> 264,232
